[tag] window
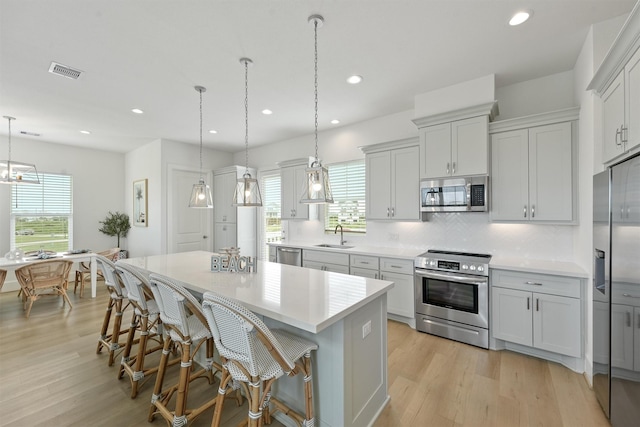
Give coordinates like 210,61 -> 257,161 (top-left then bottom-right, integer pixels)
11,172 -> 73,252
325,160 -> 366,233
259,171 -> 282,260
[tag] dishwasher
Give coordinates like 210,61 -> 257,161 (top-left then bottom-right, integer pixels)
276,247 -> 302,266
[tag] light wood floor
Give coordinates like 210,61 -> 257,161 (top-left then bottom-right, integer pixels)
0,285 -> 610,427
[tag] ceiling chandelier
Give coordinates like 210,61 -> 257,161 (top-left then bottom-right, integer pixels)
188,86 -> 214,208
300,14 -> 333,204
1,116 -> 40,184
232,58 -> 262,207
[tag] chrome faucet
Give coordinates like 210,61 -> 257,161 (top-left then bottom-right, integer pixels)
334,224 -> 346,245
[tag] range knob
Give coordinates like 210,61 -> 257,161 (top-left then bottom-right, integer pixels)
477,266 -> 485,272
429,260 -> 436,266
469,265 -> 477,271
462,264 -> 469,270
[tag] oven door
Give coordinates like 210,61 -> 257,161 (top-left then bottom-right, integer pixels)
414,268 -> 488,329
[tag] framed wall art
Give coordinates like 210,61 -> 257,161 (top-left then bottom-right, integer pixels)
133,179 -> 148,227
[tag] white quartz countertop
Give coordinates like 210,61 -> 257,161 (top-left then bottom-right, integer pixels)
490,256 -> 588,278
120,251 -> 394,334
268,241 -> 424,260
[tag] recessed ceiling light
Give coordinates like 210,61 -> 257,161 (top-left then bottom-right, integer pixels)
262,109 -> 273,115
509,11 -> 532,26
209,129 -> 217,134
331,119 -> 340,124
347,75 -> 362,84
131,108 -> 144,114
79,130 -> 91,134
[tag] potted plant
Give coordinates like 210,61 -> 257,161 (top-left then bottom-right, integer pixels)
98,211 -> 131,258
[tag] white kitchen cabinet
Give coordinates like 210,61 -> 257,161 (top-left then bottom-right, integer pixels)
303,249 -> 350,274
363,141 -> 419,221
419,116 -> 488,179
491,269 -> 582,358
278,158 -> 310,220
491,117 -> 576,223
213,166 -> 257,257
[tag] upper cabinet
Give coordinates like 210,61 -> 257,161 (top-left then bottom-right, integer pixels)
489,108 -> 579,223
213,169 -> 238,224
361,138 -> 420,221
588,3 -> 640,164
412,102 -> 498,180
277,158 -> 311,220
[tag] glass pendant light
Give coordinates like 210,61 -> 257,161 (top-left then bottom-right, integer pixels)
232,58 -> 262,207
0,116 -> 40,184
300,14 -> 333,204
188,86 -> 214,208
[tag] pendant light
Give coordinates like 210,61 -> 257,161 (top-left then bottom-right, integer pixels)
300,14 -> 333,204
0,116 -> 40,184
232,58 -> 262,207
188,86 -> 214,208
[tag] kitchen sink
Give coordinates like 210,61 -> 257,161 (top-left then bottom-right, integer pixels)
314,244 -> 354,249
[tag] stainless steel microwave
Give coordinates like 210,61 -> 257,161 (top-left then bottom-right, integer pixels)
420,176 -> 488,213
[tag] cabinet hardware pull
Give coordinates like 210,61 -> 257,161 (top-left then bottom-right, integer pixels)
361,261 -> 369,264
380,274 -> 384,280
375,273 -> 378,279
527,297 -> 530,310
452,162 -> 456,174
615,127 -> 623,146
621,125 -> 628,143
531,205 -> 535,218
637,313 -> 640,329
626,311 -> 631,327
446,162 -> 450,175
390,265 -> 402,269
622,293 -> 640,298
387,207 -> 390,217
524,205 -> 527,218
391,207 -> 395,217
536,298 -> 539,311
525,281 -> 542,286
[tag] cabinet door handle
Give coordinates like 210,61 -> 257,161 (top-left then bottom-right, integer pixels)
380,274 -> 384,280
531,205 -> 535,218
626,311 -> 631,327
452,162 -> 456,174
616,127 -> 623,146
361,261 -> 369,265
637,313 -> 640,329
446,162 -> 450,175
622,293 -> 640,299
527,297 -> 530,310
524,205 -> 527,218
374,273 -> 378,279
536,298 -> 539,312
622,125 -> 628,143
391,207 -> 395,217
387,207 -> 390,217
525,281 -> 543,286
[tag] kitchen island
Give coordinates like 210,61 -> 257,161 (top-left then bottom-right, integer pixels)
120,251 -> 394,427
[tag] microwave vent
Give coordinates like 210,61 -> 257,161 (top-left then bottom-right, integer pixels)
48,62 -> 82,80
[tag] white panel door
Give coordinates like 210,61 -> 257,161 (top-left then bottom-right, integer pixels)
168,168 -> 212,254
528,122 -> 573,222
391,146 -> 420,221
420,122 -> 451,179
491,287 -> 532,346
452,116 -> 488,177
490,129 -> 529,220
532,292 -> 581,357
366,151 -> 392,220
611,304 -> 634,370
602,71 -> 626,163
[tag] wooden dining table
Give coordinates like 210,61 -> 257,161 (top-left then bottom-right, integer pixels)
0,252 -> 98,297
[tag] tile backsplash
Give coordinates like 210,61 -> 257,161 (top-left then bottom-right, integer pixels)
285,212 -> 575,261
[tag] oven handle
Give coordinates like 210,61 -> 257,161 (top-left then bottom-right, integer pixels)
415,269 -> 488,285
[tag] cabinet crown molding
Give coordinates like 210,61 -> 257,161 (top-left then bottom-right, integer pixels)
412,101 -> 499,129
359,137 -> 419,154
276,157 -> 313,168
588,2 -> 640,95
214,165 -> 254,176
489,107 -> 580,134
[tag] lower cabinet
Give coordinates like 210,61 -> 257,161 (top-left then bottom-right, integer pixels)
303,250 -> 350,274
491,269 -> 582,358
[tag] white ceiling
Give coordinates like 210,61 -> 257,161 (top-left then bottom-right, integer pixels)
0,0 -> 636,154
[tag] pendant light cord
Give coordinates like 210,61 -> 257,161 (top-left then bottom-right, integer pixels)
244,59 -> 250,175
198,88 -> 203,180
314,18 -> 319,164
4,116 -> 13,162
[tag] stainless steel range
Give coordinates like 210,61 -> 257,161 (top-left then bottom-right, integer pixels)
414,250 -> 491,349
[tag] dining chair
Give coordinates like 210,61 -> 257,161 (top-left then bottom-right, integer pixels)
146,273 -> 235,426
0,269 -> 6,291
201,291 -> 318,427
74,247 -> 120,297
15,259 -> 73,318
94,255 -> 131,366
114,262 -> 168,398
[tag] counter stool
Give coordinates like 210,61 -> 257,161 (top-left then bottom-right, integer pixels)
94,255 -> 131,366
115,262 -> 168,398
202,292 -> 318,427
146,273 -> 233,427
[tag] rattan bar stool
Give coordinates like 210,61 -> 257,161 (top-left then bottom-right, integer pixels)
94,255 -> 131,366
115,262 -> 169,398
202,292 -> 318,427
146,273 -> 235,427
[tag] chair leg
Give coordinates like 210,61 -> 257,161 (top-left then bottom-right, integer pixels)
248,378 -> 262,427
211,369 -> 232,427
129,313 -> 149,398
107,299 -> 125,366
118,310 -> 139,379
148,335 -> 173,422
303,354 -> 315,425
97,296 -> 115,354
173,341 -> 193,422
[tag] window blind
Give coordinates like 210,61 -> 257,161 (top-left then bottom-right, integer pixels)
12,173 -> 73,215
260,172 -> 282,260
324,160 -> 366,232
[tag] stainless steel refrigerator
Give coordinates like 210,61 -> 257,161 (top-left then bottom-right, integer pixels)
593,153 -> 640,426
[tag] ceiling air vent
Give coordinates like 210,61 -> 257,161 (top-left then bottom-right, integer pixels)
48,61 -> 82,80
